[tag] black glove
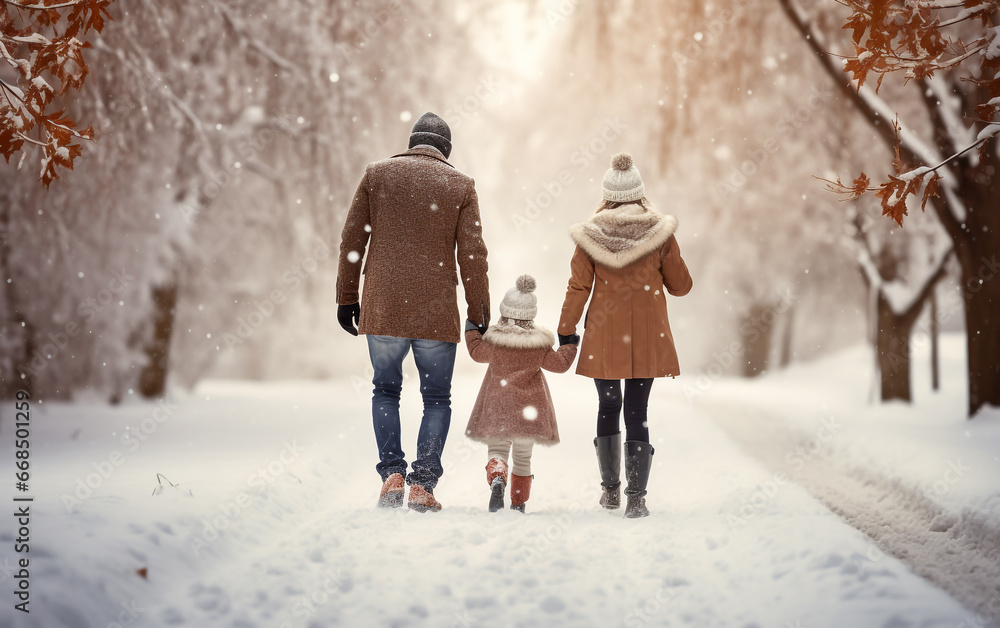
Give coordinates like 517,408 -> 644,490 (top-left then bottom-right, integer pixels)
558,333 -> 580,346
466,319 -> 489,335
337,303 -> 360,336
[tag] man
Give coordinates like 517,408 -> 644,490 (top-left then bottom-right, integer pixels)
336,112 -> 490,512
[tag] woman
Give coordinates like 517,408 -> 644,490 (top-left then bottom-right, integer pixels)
558,152 -> 693,518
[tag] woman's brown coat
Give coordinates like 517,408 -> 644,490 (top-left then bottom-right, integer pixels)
464,325 -> 577,445
558,203 -> 692,380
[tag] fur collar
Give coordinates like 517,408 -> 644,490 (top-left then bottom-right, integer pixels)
482,323 -> 555,350
569,204 -> 678,269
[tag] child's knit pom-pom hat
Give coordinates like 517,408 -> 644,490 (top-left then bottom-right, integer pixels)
499,274 -> 538,321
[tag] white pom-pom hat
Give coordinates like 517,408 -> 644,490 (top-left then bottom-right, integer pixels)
499,274 -> 538,321
602,152 -> 645,202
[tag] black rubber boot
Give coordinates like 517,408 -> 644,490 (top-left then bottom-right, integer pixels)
488,476 -> 505,513
594,433 -> 622,509
623,440 -> 654,518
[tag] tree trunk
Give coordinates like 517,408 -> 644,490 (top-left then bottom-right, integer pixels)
959,248 -> 1000,415
954,156 -> 1000,416
779,301 -> 795,368
775,0 -> 1000,417
0,204 -> 33,400
740,303 -> 775,378
929,288 -> 940,392
138,284 -> 178,398
876,294 -> 918,402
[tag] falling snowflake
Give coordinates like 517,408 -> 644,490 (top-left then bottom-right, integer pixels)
523,406 -> 538,420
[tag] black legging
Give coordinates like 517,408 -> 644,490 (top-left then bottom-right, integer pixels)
595,378 -> 653,442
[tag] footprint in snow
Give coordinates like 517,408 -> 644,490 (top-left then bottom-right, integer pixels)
308,548 -> 324,563
160,607 -> 184,625
465,595 -> 496,609
540,596 -> 566,613
189,583 -> 232,615
807,552 -> 844,570
155,522 -> 176,535
466,530 -> 487,545
409,604 -> 430,618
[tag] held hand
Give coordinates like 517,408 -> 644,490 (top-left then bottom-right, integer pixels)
465,319 -> 483,335
558,333 -> 580,346
338,303 -> 360,336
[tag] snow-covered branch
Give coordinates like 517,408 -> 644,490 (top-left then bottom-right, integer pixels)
210,0 -> 301,76
1,0 -> 115,184
854,227 -> 953,317
2,0 -> 94,9
779,0 -> 998,232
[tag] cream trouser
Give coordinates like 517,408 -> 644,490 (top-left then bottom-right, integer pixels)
486,439 -> 534,477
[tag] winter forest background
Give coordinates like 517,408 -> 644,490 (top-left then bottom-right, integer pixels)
2,1 -> 1000,626
0,0 -> 997,414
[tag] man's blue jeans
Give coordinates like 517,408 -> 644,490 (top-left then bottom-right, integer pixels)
366,335 -> 457,491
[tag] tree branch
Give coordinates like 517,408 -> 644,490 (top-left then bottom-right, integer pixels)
210,0 -> 301,77
902,246 -> 954,322
2,0 -> 93,9
917,77 -> 966,167
776,0 -> 964,240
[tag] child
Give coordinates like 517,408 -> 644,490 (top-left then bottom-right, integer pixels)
558,152 -> 693,518
464,275 -> 578,513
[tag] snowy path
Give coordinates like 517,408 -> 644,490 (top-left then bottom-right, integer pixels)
1,358 -> 987,627
705,399 -> 1000,623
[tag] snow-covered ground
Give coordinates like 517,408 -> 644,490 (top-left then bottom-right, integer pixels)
1,334 -> 997,628
703,333 -> 1000,621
